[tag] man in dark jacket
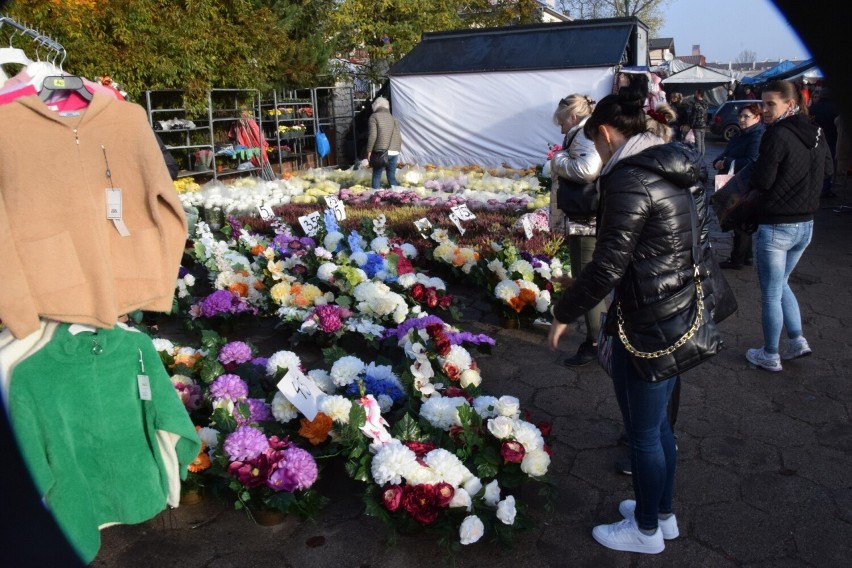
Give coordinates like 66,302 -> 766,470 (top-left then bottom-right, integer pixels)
689,89 -> 709,158
745,80 -> 833,372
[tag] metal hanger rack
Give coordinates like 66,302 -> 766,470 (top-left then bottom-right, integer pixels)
0,15 -> 66,66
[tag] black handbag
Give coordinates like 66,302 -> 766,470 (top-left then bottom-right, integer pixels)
710,163 -> 759,233
615,192 -> 727,381
555,129 -> 599,219
369,149 -> 389,169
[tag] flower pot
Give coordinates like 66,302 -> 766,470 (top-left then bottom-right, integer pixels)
250,507 -> 286,526
180,489 -> 204,506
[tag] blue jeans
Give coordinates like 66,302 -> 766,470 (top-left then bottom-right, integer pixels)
371,154 -> 398,188
611,340 -> 678,531
693,128 -> 706,158
754,222 -> 813,353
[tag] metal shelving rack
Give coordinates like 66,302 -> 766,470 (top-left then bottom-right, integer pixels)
207,88 -> 275,180
261,89 -> 315,173
145,89 -> 215,179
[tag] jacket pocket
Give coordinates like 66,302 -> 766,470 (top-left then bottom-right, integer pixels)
110,226 -> 164,284
21,232 -> 87,296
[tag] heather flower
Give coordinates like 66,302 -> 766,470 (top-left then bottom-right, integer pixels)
268,447 -> 318,492
223,426 -> 270,462
209,374 -> 248,402
218,341 -> 253,366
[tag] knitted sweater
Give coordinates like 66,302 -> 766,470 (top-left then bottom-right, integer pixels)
7,323 -> 200,563
0,93 -> 187,339
367,108 -> 401,153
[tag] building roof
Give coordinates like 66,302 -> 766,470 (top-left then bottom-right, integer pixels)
649,37 -> 674,51
677,55 -> 704,66
389,17 -> 645,76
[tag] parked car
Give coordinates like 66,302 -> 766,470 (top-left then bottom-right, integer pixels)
709,100 -> 764,141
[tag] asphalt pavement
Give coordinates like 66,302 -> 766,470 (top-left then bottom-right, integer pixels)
91,140 -> 852,568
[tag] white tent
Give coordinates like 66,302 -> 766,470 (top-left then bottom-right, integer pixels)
387,18 -> 650,169
661,64 -> 736,107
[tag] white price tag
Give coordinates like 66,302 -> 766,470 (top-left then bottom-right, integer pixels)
413,217 -> 432,237
448,212 -> 466,235
277,368 -> 324,421
521,216 -> 534,240
450,203 -> 476,221
298,211 -> 322,236
137,374 -> 152,401
324,195 -> 346,221
106,188 -> 122,220
257,204 -> 274,221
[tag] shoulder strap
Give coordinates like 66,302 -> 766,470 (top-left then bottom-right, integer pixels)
565,128 -> 582,150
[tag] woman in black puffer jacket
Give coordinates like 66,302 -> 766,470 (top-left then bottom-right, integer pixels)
548,83 -> 708,555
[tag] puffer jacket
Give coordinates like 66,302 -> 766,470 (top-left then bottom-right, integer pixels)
713,121 -> 765,173
549,117 -> 602,231
367,108 -> 401,153
750,113 -> 833,224
552,142 -> 708,327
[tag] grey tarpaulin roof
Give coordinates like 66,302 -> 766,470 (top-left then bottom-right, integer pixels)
389,17 -> 644,76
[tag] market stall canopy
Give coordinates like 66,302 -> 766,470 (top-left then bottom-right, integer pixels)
741,58 -> 820,84
661,64 -> 735,107
387,17 -> 649,168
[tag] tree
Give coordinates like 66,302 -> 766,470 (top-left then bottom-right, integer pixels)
5,0 -> 329,113
555,0 -> 670,35
735,50 -> 758,64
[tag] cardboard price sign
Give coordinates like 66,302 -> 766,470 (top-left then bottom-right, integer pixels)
413,217 -> 433,238
276,367 -> 324,421
324,195 -> 346,221
297,211 -> 322,236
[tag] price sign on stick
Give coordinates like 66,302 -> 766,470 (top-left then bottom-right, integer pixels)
324,195 -> 346,221
413,217 -> 433,238
450,203 -> 476,221
297,211 -> 322,236
277,368 -> 324,421
448,212 -> 466,235
257,204 -> 274,221
521,215 -> 534,240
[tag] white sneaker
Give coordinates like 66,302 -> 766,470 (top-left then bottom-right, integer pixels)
618,499 -> 680,539
781,337 -> 812,360
591,516 -> 665,554
746,347 -> 783,372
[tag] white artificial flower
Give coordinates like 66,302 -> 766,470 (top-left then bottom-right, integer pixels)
459,369 -> 481,388
495,395 -> 521,418
314,246 -> 333,260
330,355 -> 366,387
430,228 -> 449,243
308,369 -> 336,393
405,463 -> 439,485
508,259 -> 534,280
440,345 -> 472,372
270,391 -> 299,423
535,289 -> 551,313
317,262 -> 338,282
494,279 -> 520,302
183,273 -> 196,286
472,396 -> 499,418
377,393 -> 393,413
423,448 -> 468,487
197,427 -> 220,450
371,442 -> 418,486
496,495 -> 517,525
152,338 -> 175,354
487,416 -> 515,440
318,395 -> 352,424
266,350 -> 302,377
370,236 -> 390,254
351,251 -> 368,267
397,273 -> 417,288
463,476 -> 483,498
449,487 -> 472,511
324,230 -> 344,251
483,479 -> 501,507
520,448 -> 551,477
459,515 -> 485,545
419,396 -> 468,431
487,259 -> 508,281
399,243 -> 417,258
512,419 -> 545,452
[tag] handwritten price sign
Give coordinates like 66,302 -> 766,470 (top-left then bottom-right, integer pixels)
298,211 -> 322,236
324,195 -> 346,221
277,368 -> 324,421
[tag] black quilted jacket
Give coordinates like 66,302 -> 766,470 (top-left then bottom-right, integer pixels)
751,113 -> 833,224
553,142 -> 708,326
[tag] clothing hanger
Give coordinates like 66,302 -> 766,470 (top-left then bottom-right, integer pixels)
0,27 -> 32,66
37,47 -> 92,102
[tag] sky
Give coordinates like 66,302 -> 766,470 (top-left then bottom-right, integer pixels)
657,0 -> 812,63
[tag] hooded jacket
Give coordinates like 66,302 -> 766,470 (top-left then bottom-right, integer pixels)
750,113 -> 833,224
553,142 -> 707,326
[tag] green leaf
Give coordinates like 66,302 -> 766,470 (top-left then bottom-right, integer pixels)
389,412 -> 423,441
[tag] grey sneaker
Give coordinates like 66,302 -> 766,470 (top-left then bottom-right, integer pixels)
781,337 -> 812,360
746,347 -> 782,372
618,499 -> 680,539
592,516 -> 664,554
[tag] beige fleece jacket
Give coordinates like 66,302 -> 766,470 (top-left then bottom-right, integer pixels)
0,93 -> 187,339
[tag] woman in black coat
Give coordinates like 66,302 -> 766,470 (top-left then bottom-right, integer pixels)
712,102 -> 765,268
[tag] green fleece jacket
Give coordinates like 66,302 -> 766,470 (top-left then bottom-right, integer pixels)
7,323 -> 200,563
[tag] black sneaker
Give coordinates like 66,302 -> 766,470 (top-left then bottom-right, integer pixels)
719,260 -> 743,270
563,339 -> 597,367
616,455 -> 632,475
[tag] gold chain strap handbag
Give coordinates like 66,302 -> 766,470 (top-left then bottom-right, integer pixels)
614,191 -> 725,382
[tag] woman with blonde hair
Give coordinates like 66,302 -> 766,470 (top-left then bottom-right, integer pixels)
549,94 -> 604,367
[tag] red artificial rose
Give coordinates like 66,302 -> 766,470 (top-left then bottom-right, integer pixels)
434,482 -> 455,507
448,425 -> 465,443
434,336 -> 451,357
443,386 -> 472,402
382,484 -> 404,512
411,283 -> 426,301
404,440 -> 438,457
443,362 -> 462,381
425,288 -> 439,308
395,250 -> 414,275
536,421 -> 552,438
439,295 -> 453,309
500,440 -> 526,463
425,323 -> 443,338
401,484 -> 441,524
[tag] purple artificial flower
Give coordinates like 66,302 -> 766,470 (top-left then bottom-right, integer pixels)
223,425 -> 270,462
235,398 -> 273,426
218,341 -> 254,366
200,290 -> 237,317
178,266 -> 189,278
172,381 -> 203,411
383,315 -> 446,341
267,447 -> 318,492
227,215 -> 242,235
445,331 -> 497,347
250,356 -> 269,368
313,304 -> 344,333
209,374 -> 249,402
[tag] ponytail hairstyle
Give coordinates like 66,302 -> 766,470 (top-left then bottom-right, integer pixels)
553,94 -> 596,126
646,103 -> 677,142
583,74 -> 649,141
763,79 -> 808,117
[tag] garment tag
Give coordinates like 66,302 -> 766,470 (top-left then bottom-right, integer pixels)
137,374 -> 152,401
448,212 -> 466,235
298,211 -> 322,237
257,204 -> 274,221
324,195 -> 346,221
277,367 -> 323,421
58,111 -> 81,117
106,188 -> 131,237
